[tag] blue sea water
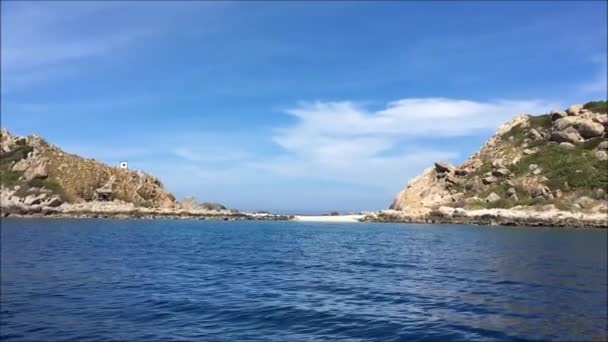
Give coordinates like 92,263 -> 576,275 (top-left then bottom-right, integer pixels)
1,219 -> 607,341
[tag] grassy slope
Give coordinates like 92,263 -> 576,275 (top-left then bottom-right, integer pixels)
451,108 -> 607,210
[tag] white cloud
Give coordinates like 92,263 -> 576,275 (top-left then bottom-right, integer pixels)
265,97 -> 558,191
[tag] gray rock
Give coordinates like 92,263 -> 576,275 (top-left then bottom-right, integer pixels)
24,193 -> 48,206
528,164 -> 539,171
566,104 -> 583,116
491,160 -> 504,169
597,141 -> 608,150
45,196 -> 63,208
550,130 -> 583,144
575,120 -> 605,139
506,187 -> 517,196
594,113 -> 608,126
575,196 -> 595,209
482,176 -> 498,185
532,168 -> 543,175
595,150 -> 608,161
523,148 -> 536,155
454,168 -> 469,176
554,116 -> 605,139
550,110 -> 567,121
24,160 -> 48,181
434,162 -> 454,173
559,142 -> 575,149
530,186 -> 553,200
529,128 -> 543,140
485,192 -> 501,203
492,168 -> 511,178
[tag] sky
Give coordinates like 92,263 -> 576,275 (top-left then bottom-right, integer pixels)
1,1 -> 607,213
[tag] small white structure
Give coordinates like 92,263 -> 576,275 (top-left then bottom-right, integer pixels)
119,161 -> 128,169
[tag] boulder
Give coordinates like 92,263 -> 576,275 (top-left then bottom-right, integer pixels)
45,196 -> 63,208
454,168 -> 469,176
24,193 -> 48,206
11,159 -> 30,172
595,150 -> 608,161
491,160 -> 504,169
528,164 -> 539,171
597,141 -> 608,150
553,116 -> 605,139
530,185 -> 553,200
550,130 -> 583,144
566,104 -> 583,116
492,168 -> 511,178
485,192 -> 501,203
482,176 -> 498,185
596,140 -> 608,151
594,114 -> 608,126
594,188 -> 606,200
559,142 -> 575,149
574,196 -> 595,209
24,160 -> 48,181
574,120 -> 605,139
506,187 -> 517,197
523,148 -> 536,155
550,110 -> 567,121
434,162 -> 454,173
529,128 -> 543,140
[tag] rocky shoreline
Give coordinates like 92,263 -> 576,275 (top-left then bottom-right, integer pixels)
1,205 -> 293,221
0,195 -> 293,221
362,208 -> 607,228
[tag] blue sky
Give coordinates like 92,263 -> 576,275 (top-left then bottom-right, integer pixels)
1,1 -> 606,213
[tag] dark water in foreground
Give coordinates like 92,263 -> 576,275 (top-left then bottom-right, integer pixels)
1,219 -> 607,341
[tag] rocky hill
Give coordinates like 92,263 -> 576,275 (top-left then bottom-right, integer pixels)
369,101 -> 608,227
1,128 -> 177,210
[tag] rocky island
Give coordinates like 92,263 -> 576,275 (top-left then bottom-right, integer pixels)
0,129 -> 290,221
363,101 -> 608,228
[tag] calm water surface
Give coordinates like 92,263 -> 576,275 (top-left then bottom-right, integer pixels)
1,219 -> 607,341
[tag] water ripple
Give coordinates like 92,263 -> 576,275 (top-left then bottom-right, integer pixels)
1,219 -> 607,341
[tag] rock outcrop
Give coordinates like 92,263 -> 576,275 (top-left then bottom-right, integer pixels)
0,129 -> 252,219
382,101 -> 608,228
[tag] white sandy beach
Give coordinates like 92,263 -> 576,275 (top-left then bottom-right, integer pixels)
293,215 -> 365,223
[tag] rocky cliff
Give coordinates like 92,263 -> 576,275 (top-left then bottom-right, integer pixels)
379,101 -> 608,227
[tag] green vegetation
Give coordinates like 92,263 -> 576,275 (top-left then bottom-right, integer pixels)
0,145 -> 32,188
502,114 -> 551,147
510,143 -> 608,192
0,145 -> 33,167
0,143 -> 69,201
583,100 -> 608,113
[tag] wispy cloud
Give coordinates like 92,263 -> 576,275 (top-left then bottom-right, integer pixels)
262,98 -> 558,190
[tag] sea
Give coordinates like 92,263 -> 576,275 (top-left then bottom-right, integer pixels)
1,218 -> 607,341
